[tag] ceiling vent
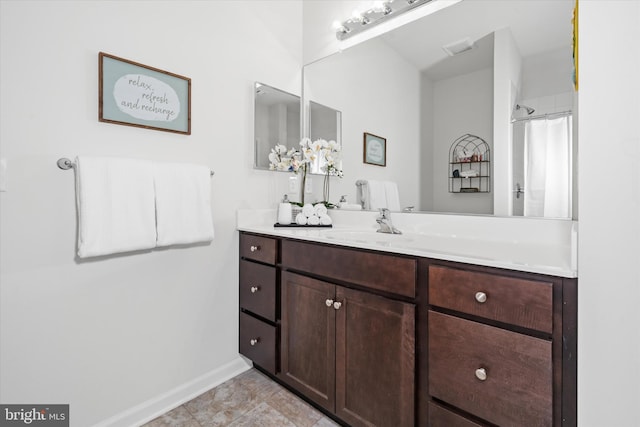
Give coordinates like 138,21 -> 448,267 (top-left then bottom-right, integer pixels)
442,37 -> 476,56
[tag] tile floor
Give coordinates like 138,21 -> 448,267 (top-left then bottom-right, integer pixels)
142,368 -> 341,427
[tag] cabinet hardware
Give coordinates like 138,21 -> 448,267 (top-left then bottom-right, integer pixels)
250,338 -> 260,346
250,245 -> 260,252
475,367 -> 487,381
325,299 -> 334,307
475,291 -> 487,303
333,301 -> 342,310
250,286 -> 260,293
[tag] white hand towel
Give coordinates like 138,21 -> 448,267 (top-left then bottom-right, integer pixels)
153,162 -> 214,247
383,181 -> 401,211
307,214 -> 320,225
302,203 -> 315,218
314,203 -> 328,216
75,156 -> 157,258
295,212 -> 308,225
366,180 -> 388,210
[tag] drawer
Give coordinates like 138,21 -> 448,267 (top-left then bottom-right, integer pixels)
281,239 -> 416,298
428,311 -> 552,427
428,401 -> 486,427
429,265 -> 553,333
239,312 -> 277,374
239,259 -> 277,321
240,233 -> 277,265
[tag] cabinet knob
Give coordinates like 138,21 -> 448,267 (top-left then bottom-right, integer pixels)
475,291 -> 487,303
475,367 -> 487,381
333,301 -> 342,310
325,299 -> 334,307
250,338 -> 260,346
250,286 -> 260,293
250,245 -> 260,252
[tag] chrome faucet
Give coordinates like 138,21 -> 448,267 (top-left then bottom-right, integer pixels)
376,209 -> 402,234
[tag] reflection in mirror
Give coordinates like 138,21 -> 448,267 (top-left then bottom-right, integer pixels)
254,82 -> 300,170
303,0 -> 576,218
307,101 -> 342,174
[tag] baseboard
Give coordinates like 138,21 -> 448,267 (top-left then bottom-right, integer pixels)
92,357 -> 251,427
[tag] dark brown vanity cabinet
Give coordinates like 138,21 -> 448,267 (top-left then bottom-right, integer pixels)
280,271 -> 415,427
238,233 -> 278,375
279,240 -> 416,427
238,232 -> 577,427
422,261 -> 577,427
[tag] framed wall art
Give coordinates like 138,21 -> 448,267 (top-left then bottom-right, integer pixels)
99,52 -> 191,134
363,132 -> 386,166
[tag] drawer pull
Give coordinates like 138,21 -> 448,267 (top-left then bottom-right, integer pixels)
250,245 -> 260,252
250,286 -> 260,293
250,338 -> 260,346
475,367 -> 487,381
333,301 -> 342,310
325,299 -> 334,307
475,291 -> 487,303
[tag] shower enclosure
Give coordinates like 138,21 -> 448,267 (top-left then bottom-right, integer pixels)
511,112 -> 573,218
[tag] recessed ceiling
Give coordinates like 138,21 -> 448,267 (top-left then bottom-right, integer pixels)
378,0 -> 574,76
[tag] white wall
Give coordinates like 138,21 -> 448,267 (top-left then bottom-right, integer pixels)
0,1 -> 302,426
521,46 -> 574,101
429,67 -> 494,214
492,27 -> 522,216
578,1 -> 640,426
303,38 -> 421,208
420,75 -> 435,211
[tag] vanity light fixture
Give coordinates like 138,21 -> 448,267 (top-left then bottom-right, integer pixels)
335,0 -> 438,41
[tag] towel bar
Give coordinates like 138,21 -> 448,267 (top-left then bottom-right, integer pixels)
57,157 -> 215,176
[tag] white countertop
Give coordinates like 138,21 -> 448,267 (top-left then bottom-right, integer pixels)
237,209 -> 578,278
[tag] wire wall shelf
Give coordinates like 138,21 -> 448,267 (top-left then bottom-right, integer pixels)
448,134 -> 491,193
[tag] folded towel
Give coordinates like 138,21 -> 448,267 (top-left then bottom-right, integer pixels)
302,203 -> 315,217
459,169 -> 479,178
356,179 -> 392,210
383,181 -> 401,211
307,214 -> 320,225
319,214 -> 332,225
295,212 -> 307,225
153,162 -> 214,246
314,203 -> 328,216
75,156 -> 157,258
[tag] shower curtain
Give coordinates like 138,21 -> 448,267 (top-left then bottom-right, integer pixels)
524,116 -> 572,217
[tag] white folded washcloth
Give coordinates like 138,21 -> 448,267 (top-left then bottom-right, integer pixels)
302,203 -> 315,217
319,214 -> 332,225
295,212 -> 308,225
153,162 -> 214,246
307,214 -> 320,225
314,203 -> 328,216
75,156 -> 157,258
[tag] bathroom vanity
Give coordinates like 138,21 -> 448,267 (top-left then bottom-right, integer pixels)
237,210 -> 577,427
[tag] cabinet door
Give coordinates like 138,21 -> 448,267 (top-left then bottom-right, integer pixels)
280,271 -> 336,412
335,287 -> 415,427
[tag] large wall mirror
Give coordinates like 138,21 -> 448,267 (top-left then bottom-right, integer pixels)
303,0 -> 576,218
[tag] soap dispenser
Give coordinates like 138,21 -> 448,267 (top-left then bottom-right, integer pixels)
338,195 -> 348,209
278,194 -> 292,225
